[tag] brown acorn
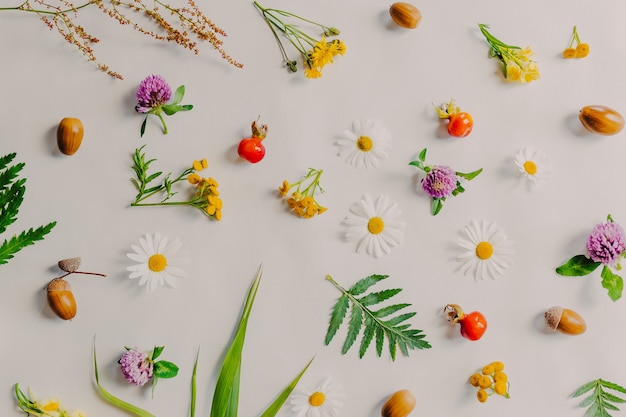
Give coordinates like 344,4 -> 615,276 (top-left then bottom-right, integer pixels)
57,117 -> 84,155
389,3 -> 422,29
544,306 -> 586,335
47,277 -> 76,320
381,389 -> 416,417
579,105 -> 624,135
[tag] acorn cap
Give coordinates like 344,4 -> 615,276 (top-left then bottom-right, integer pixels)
544,306 -> 563,331
47,277 -> 71,291
58,257 -> 81,273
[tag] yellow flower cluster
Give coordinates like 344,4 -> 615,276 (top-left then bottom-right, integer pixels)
503,48 -> 540,83
304,37 -> 347,79
278,169 -> 327,218
188,159 -> 223,221
478,24 -> 540,84
469,361 -> 510,403
563,26 -> 589,59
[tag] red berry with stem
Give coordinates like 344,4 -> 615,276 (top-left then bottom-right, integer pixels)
238,118 -> 268,163
435,99 -> 474,138
444,303 -> 487,341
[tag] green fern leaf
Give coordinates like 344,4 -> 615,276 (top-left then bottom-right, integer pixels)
325,274 -> 431,360
359,316 -> 376,359
0,154 -> 56,266
0,222 -> 57,265
341,305 -> 362,354
348,274 -> 388,296
0,179 -> 26,235
374,303 -> 411,318
358,288 -> 402,306
0,152 -> 16,171
324,294 -> 349,345
573,379 -> 626,417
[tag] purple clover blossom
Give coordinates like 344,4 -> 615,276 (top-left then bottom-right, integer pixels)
119,347 -> 154,386
586,220 -> 626,266
421,165 -> 458,198
135,74 -> 171,114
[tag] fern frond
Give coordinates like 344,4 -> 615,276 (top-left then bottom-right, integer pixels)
0,178 -> 26,235
325,274 -> 431,360
0,222 -> 56,265
573,378 -> 626,417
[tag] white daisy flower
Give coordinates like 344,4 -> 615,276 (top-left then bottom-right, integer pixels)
336,119 -> 391,168
457,220 -> 513,281
290,377 -> 344,417
514,146 -> 552,185
127,233 -> 189,291
343,195 -> 405,258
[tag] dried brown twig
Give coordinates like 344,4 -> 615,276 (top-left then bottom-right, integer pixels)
1,0 -> 243,79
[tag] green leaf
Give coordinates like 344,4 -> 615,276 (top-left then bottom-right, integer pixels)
408,160 -> 424,170
418,148 -> 427,162
556,255 -> 601,276
324,294 -> 349,345
152,346 -> 164,360
601,380 -> 626,394
210,265 -> 262,417
601,391 -> 626,404
181,104 -> 193,111
456,168 -> 483,181
153,360 -> 179,379
574,380 -> 599,397
162,104 -> 181,116
601,266 -> 623,301
432,198 -> 443,215
325,274 -> 431,360
259,356 -> 314,417
0,222 -> 56,265
93,342 -> 156,417
171,85 -> 185,105
348,274 -> 388,295
374,303 -> 410,318
358,289 -> 402,306
140,117 -> 147,137
341,304 -> 363,354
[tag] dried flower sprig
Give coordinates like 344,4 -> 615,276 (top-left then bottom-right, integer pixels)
409,148 -> 482,215
135,75 -> 193,137
563,26 -> 589,58
130,145 -> 223,220
478,23 -> 540,83
119,346 -> 179,398
0,0 -> 242,79
556,214 -> 625,301
253,1 -> 345,78
14,384 -> 85,417
278,168 -> 327,218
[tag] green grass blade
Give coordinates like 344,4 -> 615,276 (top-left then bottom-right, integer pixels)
210,265 -> 262,417
259,356 -> 315,417
190,348 -> 199,417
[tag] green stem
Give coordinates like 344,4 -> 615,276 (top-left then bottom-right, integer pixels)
131,201 -> 193,207
157,113 -> 168,135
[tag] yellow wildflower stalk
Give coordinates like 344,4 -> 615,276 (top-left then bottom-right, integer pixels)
278,168 -> 327,218
478,23 -> 540,83
253,1 -> 345,78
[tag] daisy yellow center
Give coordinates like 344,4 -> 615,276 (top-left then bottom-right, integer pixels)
308,391 -> 326,407
148,254 -> 167,272
523,160 -> 537,175
475,242 -> 493,260
367,217 -> 385,234
356,136 -> 373,152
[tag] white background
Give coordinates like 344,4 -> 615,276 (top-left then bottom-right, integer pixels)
1,0 -> 626,416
